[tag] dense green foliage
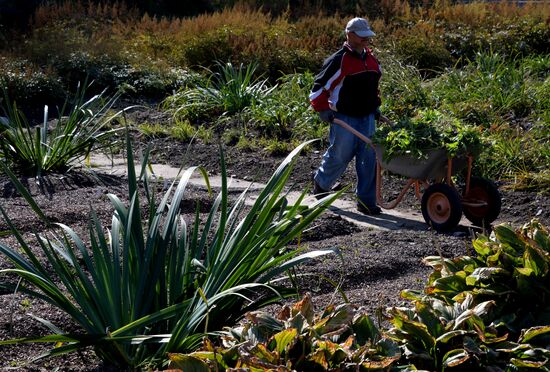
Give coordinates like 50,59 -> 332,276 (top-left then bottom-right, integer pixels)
391,219 -> 550,370
169,293 -> 401,370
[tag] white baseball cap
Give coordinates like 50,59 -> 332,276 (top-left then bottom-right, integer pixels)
345,17 -> 375,37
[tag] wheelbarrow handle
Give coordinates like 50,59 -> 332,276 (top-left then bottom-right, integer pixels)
332,118 -> 374,148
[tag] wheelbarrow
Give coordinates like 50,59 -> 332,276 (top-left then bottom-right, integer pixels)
333,118 -> 502,232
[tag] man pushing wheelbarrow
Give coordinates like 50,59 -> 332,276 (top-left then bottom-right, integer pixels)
309,17 -> 392,215
310,18 -> 501,231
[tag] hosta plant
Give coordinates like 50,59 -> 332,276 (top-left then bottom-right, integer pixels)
0,82 -> 123,177
390,219 -> 550,370
168,293 -> 401,371
417,219 -> 550,335
387,294 -> 550,370
0,134 -> 340,368
372,108 -> 483,161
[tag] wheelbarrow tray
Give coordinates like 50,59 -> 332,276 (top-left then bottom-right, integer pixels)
374,145 -> 468,180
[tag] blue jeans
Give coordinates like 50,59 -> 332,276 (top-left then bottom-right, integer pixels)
314,112 -> 377,207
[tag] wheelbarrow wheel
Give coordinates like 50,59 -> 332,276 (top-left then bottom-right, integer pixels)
462,177 -> 501,227
421,183 -> 463,232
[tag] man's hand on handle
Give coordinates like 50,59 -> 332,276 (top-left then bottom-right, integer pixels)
319,110 -> 335,123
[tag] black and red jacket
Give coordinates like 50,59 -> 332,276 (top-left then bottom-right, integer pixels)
309,42 -> 382,117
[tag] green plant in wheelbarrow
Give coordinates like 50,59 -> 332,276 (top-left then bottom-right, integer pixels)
389,219 -> 550,369
0,133 -> 341,369
0,82 -> 124,177
372,108 -> 484,161
372,109 -> 499,231
167,293 -> 402,371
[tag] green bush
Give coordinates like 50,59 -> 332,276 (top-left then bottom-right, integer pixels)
53,52 -> 190,98
394,31 -> 454,74
443,18 -> 550,62
163,61 -> 275,123
431,52 -> 548,124
177,31 -> 233,70
390,219 -> 550,370
0,57 -> 65,118
244,72 -> 324,141
378,53 -> 431,118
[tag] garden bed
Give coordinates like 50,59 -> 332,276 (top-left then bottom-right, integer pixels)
0,119 -> 548,369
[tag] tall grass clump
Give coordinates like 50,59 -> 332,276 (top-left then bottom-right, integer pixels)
163,61 -> 275,122
378,52 -> 431,118
431,52 -> 547,124
0,134 -> 341,368
0,83 -> 123,177
244,72 -> 325,141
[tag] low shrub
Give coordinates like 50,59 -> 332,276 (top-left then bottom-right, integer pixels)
391,219 -> 550,370
378,52 -> 432,118
445,19 -> 550,63
244,72 -> 324,142
0,57 -> 65,119
393,27 -> 454,74
475,122 -> 550,186
163,61 -> 276,123
53,52 -> 191,98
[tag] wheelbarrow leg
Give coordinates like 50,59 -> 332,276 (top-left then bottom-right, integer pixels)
376,161 -> 417,209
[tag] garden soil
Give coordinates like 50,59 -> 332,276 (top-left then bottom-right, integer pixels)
0,109 -> 548,370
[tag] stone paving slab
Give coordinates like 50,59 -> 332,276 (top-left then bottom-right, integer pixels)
87,153 -> 435,231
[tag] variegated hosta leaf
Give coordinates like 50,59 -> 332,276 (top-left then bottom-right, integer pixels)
313,303 -> 355,335
519,325 -> 550,344
388,308 -> 436,350
510,356 -> 549,368
442,349 -> 470,367
290,292 -> 314,325
523,244 -> 549,277
494,224 -> 527,253
465,267 -> 508,286
352,313 -> 381,345
435,329 -> 472,344
273,328 -> 298,354
308,348 -> 329,369
167,353 -> 212,371
452,300 -> 494,331
361,355 -> 401,370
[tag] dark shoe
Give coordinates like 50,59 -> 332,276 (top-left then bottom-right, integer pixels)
313,179 -> 329,200
357,203 -> 382,215
331,182 -> 344,192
